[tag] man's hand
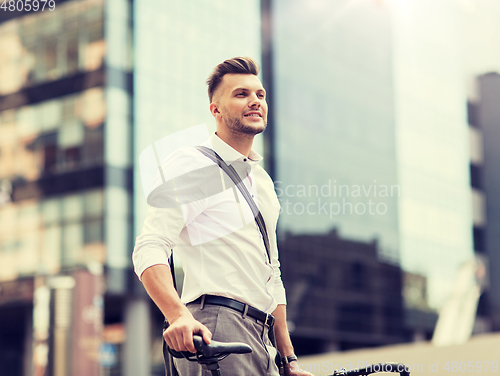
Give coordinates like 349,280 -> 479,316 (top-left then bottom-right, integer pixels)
141,265 -> 212,353
163,310 -> 212,353
285,360 -> 315,376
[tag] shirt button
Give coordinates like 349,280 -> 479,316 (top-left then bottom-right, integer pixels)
243,158 -> 247,162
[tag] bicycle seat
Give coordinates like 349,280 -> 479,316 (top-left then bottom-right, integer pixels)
169,335 -> 252,361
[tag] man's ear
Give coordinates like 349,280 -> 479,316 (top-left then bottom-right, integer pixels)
210,103 -> 221,119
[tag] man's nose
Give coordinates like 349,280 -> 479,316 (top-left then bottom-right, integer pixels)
248,94 -> 261,107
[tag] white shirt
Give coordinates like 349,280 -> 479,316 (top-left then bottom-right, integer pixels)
133,132 -> 286,313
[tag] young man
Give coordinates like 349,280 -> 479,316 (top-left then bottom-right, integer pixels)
133,57 -> 312,376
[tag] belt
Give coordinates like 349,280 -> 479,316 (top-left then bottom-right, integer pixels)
191,295 -> 275,327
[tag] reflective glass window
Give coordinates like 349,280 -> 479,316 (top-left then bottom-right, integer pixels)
39,99 -> 62,132
62,194 -> 83,222
84,189 -> 104,217
42,225 -> 62,274
62,222 -> 83,265
42,199 -> 60,225
0,0 -> 104,94
84,218 -> 103,244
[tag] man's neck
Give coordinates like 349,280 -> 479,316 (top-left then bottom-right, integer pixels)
215,129 -> 254,157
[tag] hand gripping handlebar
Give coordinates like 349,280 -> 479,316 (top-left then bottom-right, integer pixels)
168,335 -> 252,362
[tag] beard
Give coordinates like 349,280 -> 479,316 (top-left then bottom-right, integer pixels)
221,111 -> 267,136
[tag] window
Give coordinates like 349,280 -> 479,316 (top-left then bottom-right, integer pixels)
43,38 -> 59,80
66,33 -> 80,74
470,164 -> 482,189
81,88 -> 106,128
62,95 -> 78,120
473,226 -> 485,253
42,225 -> 61,274
84,189 -> 104,217
472,189 -> 486,227
345,261 -> 368,291
41,199 -> 60,226
63,147 -> 81,170
84,218 -> 103,244
469,126 -> 484,165
62,194 -> 83,222
467,101 -> 479,128
84,23 -> 105,71
43,145 -> 57,173
337,304 -> 374,333
62,222 -> 83,265
40,100 -> 62,132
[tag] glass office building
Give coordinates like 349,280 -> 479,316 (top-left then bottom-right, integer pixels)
0,0 -> 133,374
391,0 -> 473,307
476,73 -> 500,331
273,1 -> 399,262
272,0 -> 473,311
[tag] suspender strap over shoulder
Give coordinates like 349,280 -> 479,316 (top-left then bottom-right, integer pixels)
195,146 -> 272,264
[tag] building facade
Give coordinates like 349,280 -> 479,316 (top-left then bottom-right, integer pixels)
266,0 -> 477,349
468,73 -> 500,332
269,0 -> 474,309
279,230 -> 408,354
0,0 -> 133,374
477,73 -> 500,331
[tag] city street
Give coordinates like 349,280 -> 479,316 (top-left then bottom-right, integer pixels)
299,333 -> 500,375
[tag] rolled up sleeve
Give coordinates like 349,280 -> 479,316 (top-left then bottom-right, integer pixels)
273,272 -> 287,305
270,237 -> 287,305
132,206 -> 183,280
133,148 -> 209,280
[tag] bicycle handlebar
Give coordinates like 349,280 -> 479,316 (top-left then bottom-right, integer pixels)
168,334 -> 252,361
329,362 -> 410,376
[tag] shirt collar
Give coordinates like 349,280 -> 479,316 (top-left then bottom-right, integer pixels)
207,132 -> 263,165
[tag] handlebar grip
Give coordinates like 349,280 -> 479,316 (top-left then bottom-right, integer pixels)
168,335 -> 252,360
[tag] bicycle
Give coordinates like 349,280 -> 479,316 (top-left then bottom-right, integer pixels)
168,335 -> 411,376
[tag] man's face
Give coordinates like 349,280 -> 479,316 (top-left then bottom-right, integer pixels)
212,74 -> 268,136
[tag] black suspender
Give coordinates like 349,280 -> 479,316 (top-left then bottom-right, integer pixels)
168,146 -> 273,290
195,146 -> 272,264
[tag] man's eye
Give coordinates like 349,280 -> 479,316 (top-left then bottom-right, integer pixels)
236,93 -> 246,97
258,94 -> 265,98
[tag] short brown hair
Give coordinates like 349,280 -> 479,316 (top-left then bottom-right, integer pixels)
207,57 -> 260,103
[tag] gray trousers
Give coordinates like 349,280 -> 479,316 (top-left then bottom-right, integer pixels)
172,302 -> 281,376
